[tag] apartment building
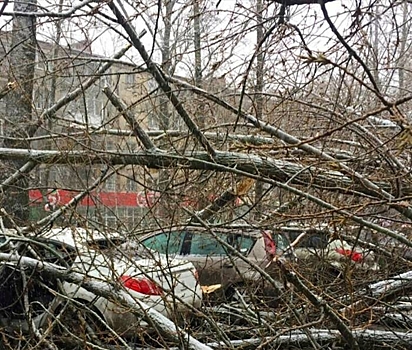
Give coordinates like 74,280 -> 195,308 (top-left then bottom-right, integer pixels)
0,33 -> 164,230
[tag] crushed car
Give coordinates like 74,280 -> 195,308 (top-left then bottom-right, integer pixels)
280,227 -> 380,272
0,227 -> 202,340
138,225 -> 294,302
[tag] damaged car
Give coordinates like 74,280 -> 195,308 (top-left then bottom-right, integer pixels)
282,227 -> 379,272
0,227 -> 202,341
138,225 -> 294,302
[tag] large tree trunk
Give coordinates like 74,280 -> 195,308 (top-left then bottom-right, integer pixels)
2,147 -> 410,200
1,0 -> 37,226
157,0 -> 174,221
254,0 -> 265,220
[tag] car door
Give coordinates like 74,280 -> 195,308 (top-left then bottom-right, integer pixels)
225,233 -> 259,282
183,230 -> 229,286
185,231 -> 255,287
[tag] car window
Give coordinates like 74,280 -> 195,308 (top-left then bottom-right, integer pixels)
273,233 -> 289,251
287,230 -> 329,249
141,231 -> 186,255
189,232 -> 255,256
18,239 -> 77,267
189,232 -> 227,255
236,235 -> 255,254
0,235 -> 8,250
306,235 -> 328,248
86,237 -> 126,251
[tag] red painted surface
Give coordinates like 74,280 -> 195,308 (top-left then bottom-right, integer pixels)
262,230 -> 277,260
29,189 -> 160,208
29,189 -> 242,209
335,248 -> 363,263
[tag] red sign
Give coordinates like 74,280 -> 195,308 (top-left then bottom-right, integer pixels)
29,190 -> 160,208
29,190 -> 242,209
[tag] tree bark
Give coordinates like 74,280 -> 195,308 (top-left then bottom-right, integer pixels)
189,178 -> 254,223
1,0 -> 37,226
341,270 -> 412,317
0,147 -> 409,199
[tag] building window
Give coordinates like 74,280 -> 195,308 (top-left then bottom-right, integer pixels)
117,207 -> 134,230
171,113 -> 185,130
34,87 -> 48,110
85,91 -> 105,126
126,177 -> 137,192
126,141 -> 138,152
125,74 -> 135,86
147,111 -> 159,130
104,207 -> 117,229
105,173 -> 117,191
106,141 -> 115,151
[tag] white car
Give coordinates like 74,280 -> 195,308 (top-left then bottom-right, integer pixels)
323,239 -> 379,271
0,227 -> 202,340
287,230 -> 379,271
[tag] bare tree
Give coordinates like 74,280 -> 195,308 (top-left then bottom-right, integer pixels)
2,0 -> 412,348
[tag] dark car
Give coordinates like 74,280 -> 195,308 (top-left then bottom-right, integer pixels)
138,226 -> 292,301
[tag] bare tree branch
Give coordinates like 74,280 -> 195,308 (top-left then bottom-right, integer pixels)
1,0 -> 100,18
0,252 -> 212,350
107,0 -> 216,158
166,75 -> 412,221
270,0 -> 336,4
102,86 -> 158,151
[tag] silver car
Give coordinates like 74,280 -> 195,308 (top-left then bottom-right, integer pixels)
138,225 -> 293,301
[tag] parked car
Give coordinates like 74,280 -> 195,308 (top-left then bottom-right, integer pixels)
281,227 -> 379,272
138,226 -> 293,301
0,227 -> 202,340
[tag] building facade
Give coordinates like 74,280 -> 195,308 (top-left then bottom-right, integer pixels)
0,33 -> 164,230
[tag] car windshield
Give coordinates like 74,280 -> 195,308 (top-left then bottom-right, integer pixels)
85,237 -> 126,251
287,230 -> 329,249
0,236 -> 77,267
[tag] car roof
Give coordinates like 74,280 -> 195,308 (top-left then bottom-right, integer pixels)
0,227 -> 123,249
139,225 -> 270,240
43,227 -> 124,247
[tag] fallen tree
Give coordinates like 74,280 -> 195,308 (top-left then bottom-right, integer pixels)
203,328 -> 412,349
0,252 -> 213,350
342,270 -> 412,317
3,147 -> 412,249
0,148 -> 408,199
105,328 -> 412,349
